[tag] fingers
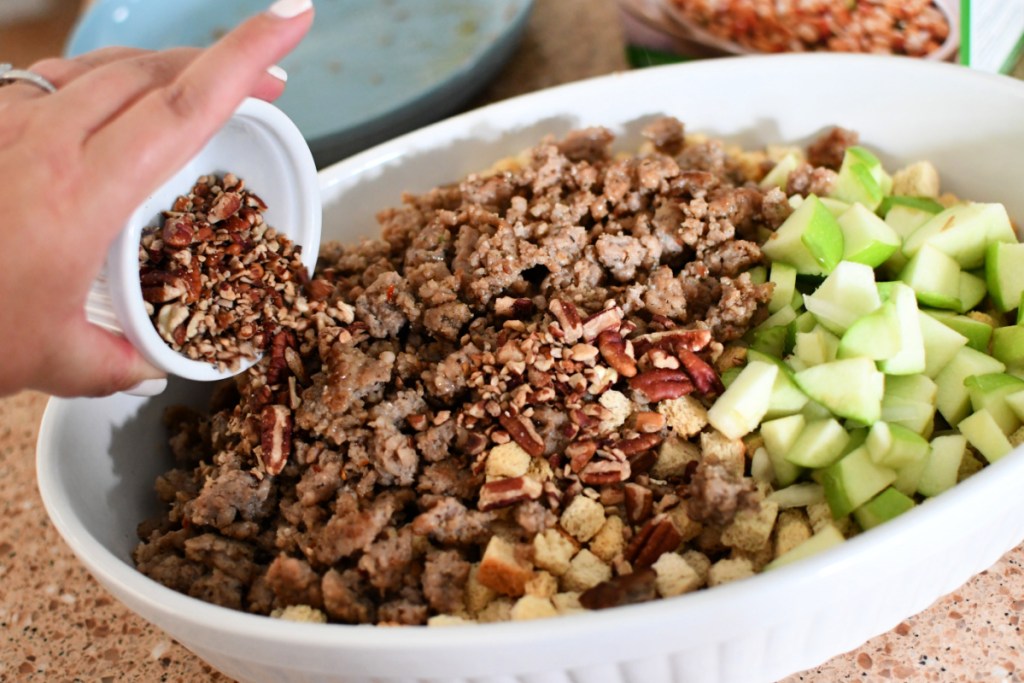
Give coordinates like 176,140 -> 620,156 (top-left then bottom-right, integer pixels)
84,1 -> 312,214
32,321 -> 166,398
0,47 -> 151,103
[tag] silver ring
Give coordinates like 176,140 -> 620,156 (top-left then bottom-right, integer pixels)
0,63 -> 57,94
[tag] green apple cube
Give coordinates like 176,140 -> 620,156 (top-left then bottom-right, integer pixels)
986,241 -> 1024,313
853,487 -> 915,531
885,373 -> 938,404
831,147 -> 887,211
794,326 -> 840,366
762,195 -> 844,275
902,203 -> 1015,269
767,482 -> 825,509
865,421 -> 930,468
784,417 -> 850,468
918,310 -> 969,378
758,304 -> 798,331
768,262 -> 798,313
748,266 -> 768,285
838,203 -> 901,267
899,244 -> 962,310
926,310 -> 994,352
786,310 -> 816,350
794,357 -> 884,424
803,261 -> 881,334
799,399 -> 833,420
878,195 -> 945,218
1005,390 -> 1024,423
880,393 -> 936,436
847,146 -> 893,194
759,151 -> 801,191
820,197 -> 851,217
965,372 -> 1024,434
822,446 -> 897,519
878,283 -> 926,375
893,457 -> 928,496
751,325 -> 788,358
934,346 -> 1006,426
759,413 -> 806,486
765,524 -> 845,571
992,325 -> 1024,372
957,271 -> 987,314
707,361 -> 778,439
957,409 -> 1013,463
1019,290 -> 1024,325
842,426 -> 869,455
746,349 -> 810,420
838,300 -> 900,360
915,434 -> 966,497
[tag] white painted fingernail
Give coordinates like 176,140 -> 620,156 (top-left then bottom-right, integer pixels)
267,0 -> 312,19
267,64 -> 288,82
123,378 -> 168,397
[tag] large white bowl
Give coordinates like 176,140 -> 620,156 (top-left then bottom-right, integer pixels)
38,54 -> 1024,683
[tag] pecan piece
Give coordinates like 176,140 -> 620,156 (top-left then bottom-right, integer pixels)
565,439 -> 597,473
629,369 -> 694,402
634,411 -> 665,433
206,191 -> 243,223
498,412 -> 545,458
579,568 -> 658,610
477,476 -> 543,511
597,329 -> 637,378
624,514 -> 683,568
634,328 -> 712,358
624,483 -> 654,524
579,459 -> 630,485
678,349 -> 724,395
260,404 -> 292,476
549,299 -> 583,344
614,433 -> 663,456
162,214 -> 194,248
582,306 -> 624,342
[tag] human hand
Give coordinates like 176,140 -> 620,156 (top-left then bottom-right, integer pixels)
0,0 -> 314,397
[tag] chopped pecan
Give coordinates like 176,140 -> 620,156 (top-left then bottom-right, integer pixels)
614,433 -> 663,456
498,412 -> 545,458
624,514 -> 683,568
549,299 -> 583,344
634,412 -> 665,433
260,404 -> 292,476
579,459 -> 630,485
678,349 -> 724,395
477,476 -> 543,511
624,483 -> 654,524
162,214 -> 194,248
582,306 -> 624,342
597,330 -> 637,378
566,439 -> 597,473
207,191 -> 243,223
634,328 -> 712,358
579,568 -> 658,610
628,369 -> 694,402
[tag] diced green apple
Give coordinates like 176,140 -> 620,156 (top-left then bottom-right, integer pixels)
899,244 -> 962,310
957,408 -> 1013,463
885,374 -> 938,404
765,524 -> 845,570
902,202 -> 1016,269
916,434 -> 966,497
957,271 -> 987,313
837,203 -> 901,267
794,357 -> 884,424
880,395 -> 935,436
759,413 -> 806,486
878,283 -> 926,375
878,195 -> 945,217
893,457 -> 928,497
838,300 -> 900,360
784,417 -> 850,468
750,325 -> 788,358
803,260 -> 881,334
992,325 -> 1024,372
767,482 -> 825,508
768,262 -> 798,313
794,326 -> 839,366
759,151 -> 801,191
965,372 -> 1024,434
822,446 -> 897,519
853,487 -> 915,530
985,241 -> 1024,313
748,349 -> 811,419
820,197 -> 851,217
926,310 -> 994,352
1005,390 -> 1024,423
934,346 -> 1006,426
918,310 -> 969,378
865,421 -> 930,468
831,147 -> 888,211
762,195 -> 844,275
706,361 -> 778,439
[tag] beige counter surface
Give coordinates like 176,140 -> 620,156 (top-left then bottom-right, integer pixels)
1,0 -> 1023,681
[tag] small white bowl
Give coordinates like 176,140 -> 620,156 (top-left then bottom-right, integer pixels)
41,55 -> 1024,683
86,97 -> 321,382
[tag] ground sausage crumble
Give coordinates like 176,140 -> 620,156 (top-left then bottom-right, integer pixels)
134,119 -> 859,624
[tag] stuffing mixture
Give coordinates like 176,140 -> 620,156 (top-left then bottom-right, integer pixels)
134,118 -> 859,625
667,0 -> 950,56
139,173 -> 308,371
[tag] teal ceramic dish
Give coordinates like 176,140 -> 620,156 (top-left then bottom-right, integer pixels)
67,0 -> 534,166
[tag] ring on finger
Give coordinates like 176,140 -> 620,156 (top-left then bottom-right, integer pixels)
0,63 -> 58,94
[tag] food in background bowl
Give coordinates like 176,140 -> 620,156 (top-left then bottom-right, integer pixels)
36,55 -> 1024,683
664,0 -> 951,56
133,112 -> 1024,626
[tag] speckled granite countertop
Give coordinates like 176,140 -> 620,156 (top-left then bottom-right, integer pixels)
2,0 -> 1023,681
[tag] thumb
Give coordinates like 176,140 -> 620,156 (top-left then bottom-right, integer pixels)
35,321 -> 167,398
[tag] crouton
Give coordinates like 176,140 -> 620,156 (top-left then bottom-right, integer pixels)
652,552 -> 702,597
561,549 -> 612,592
588,514 -> 626,562
681,550 -> 711,584
958,448 -> 986,481
477,536 -> 533,597
532,528 -> 578,576
657,395 -> 709,438
722,500 -> 779,553
665,504 -> 703,543
465,563 -> 498,614
427,614 -> 474,627
1010,426 -> 1024,449
552,591 -> 585,615
475,597 -> 513,623
525,571 -> 558,598
700,430 -> 746,477
892,160 -> 940,198
510,595 -> 558,621
270,604 -> 328,623
652,436 -> 702,479
599,390 -> 633,432
486,442 -> 531,480
707,557 -> 755,587
560,495 -> 606,543
773,509 -> 813,558
806,501 -> 855,537
694,523 -> 727,555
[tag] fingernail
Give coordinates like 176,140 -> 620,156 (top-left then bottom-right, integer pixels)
267,64 -> 288,82
124,378 -> 168,397
267,0 -> 312,19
